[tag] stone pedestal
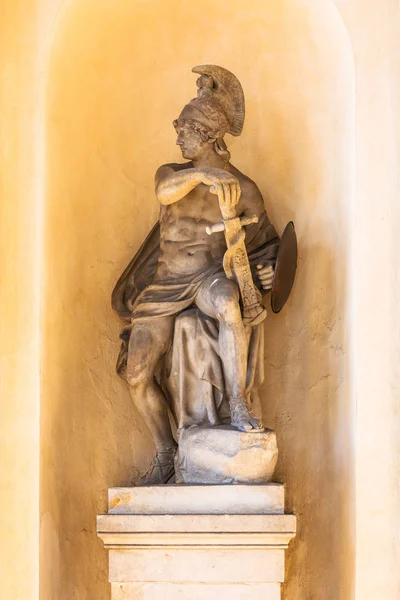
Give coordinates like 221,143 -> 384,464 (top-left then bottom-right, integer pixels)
97,485 -> 296,600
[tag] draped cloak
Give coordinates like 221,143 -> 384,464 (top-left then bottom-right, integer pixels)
112,214 -> 280,430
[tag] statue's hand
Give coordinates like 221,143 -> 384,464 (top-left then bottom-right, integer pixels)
257,263 -> 275,291
201,168 -> 241,218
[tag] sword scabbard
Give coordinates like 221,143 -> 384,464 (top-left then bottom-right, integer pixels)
222,218 -> 267,326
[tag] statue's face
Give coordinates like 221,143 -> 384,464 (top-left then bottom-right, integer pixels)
175,121 -> 208,160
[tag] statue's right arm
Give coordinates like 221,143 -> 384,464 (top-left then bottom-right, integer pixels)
155,164 -> 241,207
155,165 -> 204,205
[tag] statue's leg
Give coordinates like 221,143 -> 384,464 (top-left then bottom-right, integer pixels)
196,277 -> 264,432
126,316 -> 177,484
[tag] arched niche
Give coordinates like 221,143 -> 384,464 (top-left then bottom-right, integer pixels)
40,1 -> 355,599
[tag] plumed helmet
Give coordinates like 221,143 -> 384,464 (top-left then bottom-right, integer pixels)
177,65 -> 245,139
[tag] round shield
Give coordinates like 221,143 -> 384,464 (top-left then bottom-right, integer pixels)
271,221 -> 297,313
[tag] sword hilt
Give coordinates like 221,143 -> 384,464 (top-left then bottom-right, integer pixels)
206,215 -> 259,236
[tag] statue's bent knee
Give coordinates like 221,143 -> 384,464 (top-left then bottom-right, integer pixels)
126,363 -> 151,388
212,282 -> 241,322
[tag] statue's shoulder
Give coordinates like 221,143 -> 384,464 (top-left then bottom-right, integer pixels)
230,165 -> 261,198
155,161 -> 192,180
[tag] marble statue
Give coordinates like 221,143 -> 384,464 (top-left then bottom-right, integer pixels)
112,65 -> 296,485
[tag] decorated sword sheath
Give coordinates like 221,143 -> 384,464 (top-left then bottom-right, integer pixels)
206,214 -> 267,327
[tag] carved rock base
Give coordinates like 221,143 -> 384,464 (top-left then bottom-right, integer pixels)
175,425 -> 278,484
97,484 -> 296,600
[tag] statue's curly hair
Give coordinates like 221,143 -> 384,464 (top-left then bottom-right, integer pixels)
173,118 -> 231,162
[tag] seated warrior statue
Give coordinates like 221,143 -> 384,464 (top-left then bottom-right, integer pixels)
112,65 -> 287,485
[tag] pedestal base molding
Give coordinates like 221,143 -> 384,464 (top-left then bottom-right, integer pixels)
97,485 -> 296,600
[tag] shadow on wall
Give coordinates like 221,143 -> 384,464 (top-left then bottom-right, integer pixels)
40,1 -> 354,599
257,15 -> 354,592
264,245 -> 350,599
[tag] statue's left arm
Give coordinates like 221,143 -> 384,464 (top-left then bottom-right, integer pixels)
239,180 -> 280,293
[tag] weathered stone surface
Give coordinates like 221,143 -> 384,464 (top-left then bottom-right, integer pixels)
108,484 -> 284,515
98,484 -> 296,600
98,513 -> 295,534
111,582 -> 281,600
175,425 -> 278,484
109,547 -> 285,584
98,513 -> 296,548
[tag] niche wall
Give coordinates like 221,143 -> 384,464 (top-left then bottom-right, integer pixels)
40,1 -> 354,599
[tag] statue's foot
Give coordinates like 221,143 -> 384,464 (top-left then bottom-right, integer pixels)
230,396 -> 265,433
137,445 -> 177,486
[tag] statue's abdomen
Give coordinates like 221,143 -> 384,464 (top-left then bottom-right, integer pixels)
157,199 -> 226,278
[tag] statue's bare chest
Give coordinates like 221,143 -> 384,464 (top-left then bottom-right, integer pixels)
159,185 -> 223,244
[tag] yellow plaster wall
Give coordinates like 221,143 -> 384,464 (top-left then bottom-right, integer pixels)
0,3 -> 42,599
3,2 -> 399,600
41,1 -> 354,599
335,1 -> 400,598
